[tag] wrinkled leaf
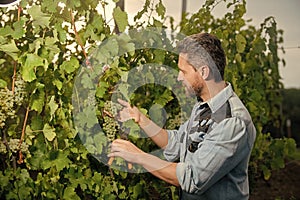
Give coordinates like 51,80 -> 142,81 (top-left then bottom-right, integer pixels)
43,123 -> 56,141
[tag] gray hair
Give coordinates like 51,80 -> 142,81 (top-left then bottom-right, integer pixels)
177,33 -> 226,82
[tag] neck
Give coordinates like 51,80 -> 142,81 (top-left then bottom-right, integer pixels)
200,80 -> 226,102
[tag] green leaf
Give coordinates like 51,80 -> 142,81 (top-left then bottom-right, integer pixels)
0,36 -> 19,60
94,134 -> 106,154
30,88 -> 45,114
54,150 -> 72,171
117,83 -> 129,101
95,81 -> 109,98
48,96 -> 58,121
235,34 -> 246,53
156,0 -> 166,18
27,5 -> 51,28
43,123 -> 56,141
132,182 -> 143,199
63,186 -> 80,200
21,54 -> 44,82
12,20 -> 26,39
95,38 -> 119,63
53,79 -> 63,91
0,26 -> 13,36
81,73 -> 94,89
61,57 -> 79,74
54,23 -> 67,43
113,7 -> 128,32
261,165 -> 271,180
0,79 -> 7,88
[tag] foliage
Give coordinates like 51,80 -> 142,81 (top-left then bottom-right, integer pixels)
0,0 -> 297,199
282,88 -> 300,146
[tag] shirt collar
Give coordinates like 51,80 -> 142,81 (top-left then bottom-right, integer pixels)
206,83 -> 234,113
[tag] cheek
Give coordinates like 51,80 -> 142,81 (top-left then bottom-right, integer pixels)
191,73 -> 203,87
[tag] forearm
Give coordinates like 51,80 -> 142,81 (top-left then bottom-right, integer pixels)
137,113 -> 169,148
137,152 -> 179,186
117,99 -> 169,148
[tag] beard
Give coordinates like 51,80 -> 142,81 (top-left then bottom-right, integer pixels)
182,80 -> 203,100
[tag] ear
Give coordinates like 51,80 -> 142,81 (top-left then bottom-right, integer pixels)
198,65 -> 210,80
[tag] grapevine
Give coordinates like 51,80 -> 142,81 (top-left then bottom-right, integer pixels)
101,100 -> 132,169
7,138 -> 29,155
0,75 -> 26,129
0,87 -> 15,129
0,0 -> 294,199
102,101 -> 120,143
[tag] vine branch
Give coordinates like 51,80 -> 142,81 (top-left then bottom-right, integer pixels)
70,9 -> 93,70
17,106 -> 29,164
11,5 -> 22,94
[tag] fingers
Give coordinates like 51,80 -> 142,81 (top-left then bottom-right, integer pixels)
117,99 -> 140,123
117,98 -> 130,107
109,139 -> 127,153
110,139 -> 130,151
107,140 -> 130,161
108,139 -> 142,164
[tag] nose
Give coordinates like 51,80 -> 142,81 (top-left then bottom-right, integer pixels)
177,71 -> 183,81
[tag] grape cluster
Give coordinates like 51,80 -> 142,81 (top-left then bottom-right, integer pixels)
0,138 -> 7,154
102,101 -> 121,142
0,88 -> 16,129
7,138 -> 29,154
14,77 -> 27,106
87,92 -> 97,106
0,76 -> 26,129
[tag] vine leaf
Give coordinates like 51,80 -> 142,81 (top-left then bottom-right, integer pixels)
30,86 -> 45,114
113,7 -> 128,32
0,79 -> 7,88
156,0 -> 166,18
12,20 -> 26,39
48,96 -> 58,121
21,54 -> 44,82
0,36 -> 19,60
61,57 -> 79,74
43,123 -> 56,141
235,34 -> 246,53
27,5 -> 51,28
63,186 -> 80,200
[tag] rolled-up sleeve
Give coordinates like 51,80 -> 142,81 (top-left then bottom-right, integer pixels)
163,129 -> 182,162
164,121 -> 189,162
176,117 -> 251,194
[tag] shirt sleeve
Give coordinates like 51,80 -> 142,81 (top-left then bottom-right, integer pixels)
176,117 -> 251,194
163,121 -> 188,162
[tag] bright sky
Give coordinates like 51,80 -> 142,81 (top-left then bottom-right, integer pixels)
124,0 -> 300,89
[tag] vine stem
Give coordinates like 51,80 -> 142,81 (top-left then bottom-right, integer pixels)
11,61 -> 17,94
17,106 -> 29,164
11,5 -> 21,94
70,9 -> 93,70
19,106 -> 29,147
18,4 -> 21,21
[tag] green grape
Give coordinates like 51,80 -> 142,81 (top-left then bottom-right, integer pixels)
87,92 -> 96,106
7,138 -> 29,154
0,75 -> 26,129
7,138 -> 20,153
102,101 -> 120,142
0,88 -> 14,128
0,140 -> 7,154
13,76 -> 27,106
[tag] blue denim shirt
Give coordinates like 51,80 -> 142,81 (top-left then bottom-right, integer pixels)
164,83 -> 256,200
